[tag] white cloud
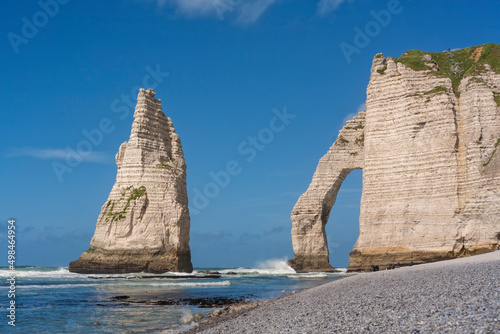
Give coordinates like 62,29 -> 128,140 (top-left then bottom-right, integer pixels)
152,0 -> 276,24
356,102 -> 366,114
341,112 -> 356,125
263,225 -> 285,235
6,148 -> 111,163
160,0 -> 215,17
341,103 -> 365,126
317,0 -> 352,17
235,0 -> 276,25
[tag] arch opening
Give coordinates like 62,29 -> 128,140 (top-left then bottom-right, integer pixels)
325,169 -> 362,269
288,110 -> 365,273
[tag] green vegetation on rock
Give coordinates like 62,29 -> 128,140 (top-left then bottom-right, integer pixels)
355,133 -> 365,146
106,186 -> 147,222
157,158 -> 179,174
130,186 -> 146,200
423,86 -> 448,103
394,43 -> 500,95
483,137 -> 500,167
424,86 -> 448,95
337,135 -> 349,144
478,43 -> 500,73
423,86 -> 448,102
157,163 -> 173,169
494,92 -> 500,107
107,200 -> 115,213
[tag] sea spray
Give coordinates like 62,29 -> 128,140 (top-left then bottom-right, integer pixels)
218,258 -> 296,275
179,307 -> 196,325
255,258 -> 296,274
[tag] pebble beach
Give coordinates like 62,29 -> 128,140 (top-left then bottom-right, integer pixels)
190,251 -> 500,333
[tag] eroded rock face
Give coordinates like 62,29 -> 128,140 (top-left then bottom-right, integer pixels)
70,89 -> 192,274
289,44 -> 500,272
289,113 -> 365,273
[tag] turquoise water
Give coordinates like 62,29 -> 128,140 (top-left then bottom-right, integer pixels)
0,260 -> 349,333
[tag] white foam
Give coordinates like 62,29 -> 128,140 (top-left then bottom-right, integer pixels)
16,283 -> 100,289
85,270 -> 214,279
288,273 -> 328,278
0,267 -> 76,278
219,258 -> 296,275
13,280 -> 231,289
138,280 -> 231,287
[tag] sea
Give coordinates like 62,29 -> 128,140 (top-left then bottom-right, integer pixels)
0,259 -> 350,333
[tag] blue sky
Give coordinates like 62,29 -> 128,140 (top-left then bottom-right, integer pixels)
1,0 -> 499,269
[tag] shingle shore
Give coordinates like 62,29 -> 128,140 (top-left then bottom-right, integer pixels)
193,251 -> 500,333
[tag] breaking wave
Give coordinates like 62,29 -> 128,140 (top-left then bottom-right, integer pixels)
0,267 -> 74,278
218,258 -> 295,275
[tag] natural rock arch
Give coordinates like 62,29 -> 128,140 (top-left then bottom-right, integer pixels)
289,45 -> 500,272
288,112 -> 365,272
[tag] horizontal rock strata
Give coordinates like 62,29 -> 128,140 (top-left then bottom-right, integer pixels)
289,112 -> 365,273
70,88 -> 192,274
289,44 -> 500,272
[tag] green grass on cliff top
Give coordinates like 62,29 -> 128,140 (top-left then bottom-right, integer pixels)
394,43 -> 500,93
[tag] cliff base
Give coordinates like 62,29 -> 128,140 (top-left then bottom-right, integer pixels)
69,249 -> 193,274
347,245 -> 498,272
288,255 -> 340,273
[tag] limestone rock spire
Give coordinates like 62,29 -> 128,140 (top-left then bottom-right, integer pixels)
70,88 -> 192,274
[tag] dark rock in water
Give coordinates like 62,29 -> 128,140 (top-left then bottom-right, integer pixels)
112,296 -> 130,300
226,272 -> 237,275
199,270 -> 221,275
119,296 -> 247,308
88,274 -> 221,279
135,274 -> 221,279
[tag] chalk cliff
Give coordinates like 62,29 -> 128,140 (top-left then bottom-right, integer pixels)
70,89 -> 192,274
289,44 -> 500,272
